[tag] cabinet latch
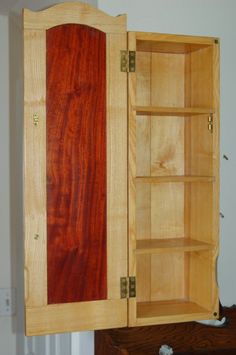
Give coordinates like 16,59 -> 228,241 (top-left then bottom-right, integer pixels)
208,114 -> 213,133
120,50 -> 136,72
120,277 -> 136,298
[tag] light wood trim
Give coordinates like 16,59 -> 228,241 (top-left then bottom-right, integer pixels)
136,238 -> 214,255
107,32 -> 128,299
136,300 -> 214,326
212,43 -> 220,255
135,31 -> 217,45
23,2 -> 126,33
135,106 -> 214,116
135,52 -> 152,303
211,39 -> 220,315
133,32 -> 217,54
26,299 -> 127,336
128,31 -> 137,327
136,176 -> 215,183
24,29 -> 47,307
184,51 -> 191,301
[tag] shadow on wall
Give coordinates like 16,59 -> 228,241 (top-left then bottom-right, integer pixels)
8,9 -> 25,355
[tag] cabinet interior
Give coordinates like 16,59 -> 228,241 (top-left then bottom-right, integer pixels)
132,35 -> 218,323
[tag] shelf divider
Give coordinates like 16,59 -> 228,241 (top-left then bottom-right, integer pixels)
135,176 -> 215,183
134,106 -> 214,116
136,237 -> 214,254
136,300 -> 211,325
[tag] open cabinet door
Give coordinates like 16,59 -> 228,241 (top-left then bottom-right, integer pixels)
24,2 -> 128,336
128,31 -> 219,327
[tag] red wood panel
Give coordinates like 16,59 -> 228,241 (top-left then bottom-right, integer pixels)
46,24 -> 107,304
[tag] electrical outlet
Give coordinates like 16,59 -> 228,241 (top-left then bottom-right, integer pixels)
0,288 -> 16,316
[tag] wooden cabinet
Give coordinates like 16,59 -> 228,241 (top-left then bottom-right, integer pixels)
128,32 -> 219,327
23,2 -> 219,336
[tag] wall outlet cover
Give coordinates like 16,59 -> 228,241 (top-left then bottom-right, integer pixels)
0,288 -> 16,316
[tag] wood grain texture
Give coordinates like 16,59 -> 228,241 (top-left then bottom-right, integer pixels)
46,24 -> 107,304
106,32 -> 128,300
135,32 -> 216,54
24,29 -> 47,307
211,41 -> 220,318
128,31 -> 137,326
95,306 -> 236,355
136,238 -> 213,255
23,2 -> 126,33
136,176 -> 214,183
25,299 -> 127,336
135,106 -> 214,116
24,2 -> 128,335
137,300 -> 210,324
135,51 -> 151,304
128,31 -> 219,327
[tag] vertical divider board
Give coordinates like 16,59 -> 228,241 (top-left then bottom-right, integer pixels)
24,2 -> 128,336
128,32 -> 137,326
135,45 -> 152,304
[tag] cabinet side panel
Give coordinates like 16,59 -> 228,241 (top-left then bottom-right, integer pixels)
46,24 -> 107,303
136,52 -> 151,303
190,46 -> 213,107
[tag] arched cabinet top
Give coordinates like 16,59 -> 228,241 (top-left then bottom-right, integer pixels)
23,2 -> 127,33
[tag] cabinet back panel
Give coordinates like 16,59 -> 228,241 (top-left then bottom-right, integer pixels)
151,117 -> 184,176
189,251 -> 218,313
189,183 -> 213,244
137,253 -> 185,302
151,183 -> 184,239
189,47 -> 213,108
136,52 -> 185,177
150,53 -> 185,107
46,24 -> 107,304
189,116 -> 213,176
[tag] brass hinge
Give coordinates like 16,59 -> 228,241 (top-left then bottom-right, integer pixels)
120,277 -> 128,298
129,276 -> 136,297
120,50 -> 136,72
120,277 -> 136,298
208,114 -> 213,133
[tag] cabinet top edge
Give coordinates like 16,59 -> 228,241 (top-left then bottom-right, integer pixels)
129,31 -> 219,45
23,2 -> 127,33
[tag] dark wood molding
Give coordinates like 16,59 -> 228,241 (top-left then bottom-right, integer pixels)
95,306 -> 236,354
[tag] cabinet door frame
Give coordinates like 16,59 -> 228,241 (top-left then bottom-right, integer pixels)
24,2 -> 128,336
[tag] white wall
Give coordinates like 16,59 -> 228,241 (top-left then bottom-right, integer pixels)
98,0 -> 236,307
0,13 -> 17,355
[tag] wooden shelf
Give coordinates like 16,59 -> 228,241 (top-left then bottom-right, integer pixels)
134,106 -> 214,116
136,238 -> 213,254
136,300 -> 211,325
136,32 -> 215,54
135,176 -> 215,183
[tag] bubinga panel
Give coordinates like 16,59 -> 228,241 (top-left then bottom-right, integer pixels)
46,24 -> 107,303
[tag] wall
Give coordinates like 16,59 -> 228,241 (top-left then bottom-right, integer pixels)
0,13 -> 17,355
98,0 -> 236,308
